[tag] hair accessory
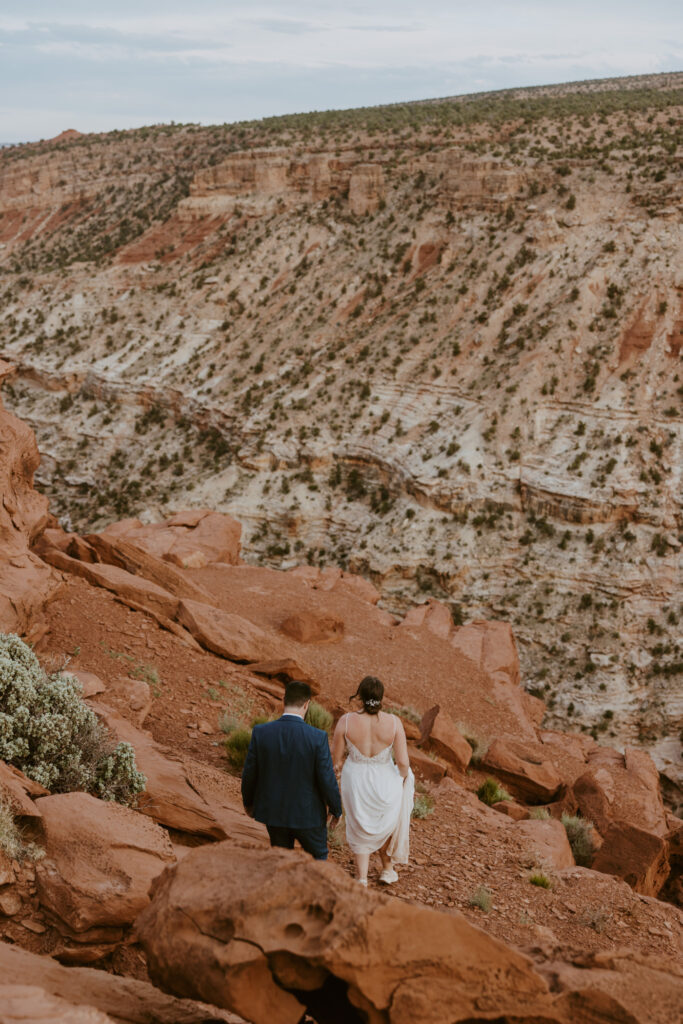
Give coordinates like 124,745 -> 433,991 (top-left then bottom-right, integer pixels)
365,698 -> 381,706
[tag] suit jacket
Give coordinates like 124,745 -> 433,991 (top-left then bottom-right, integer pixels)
241,715 -> 342,829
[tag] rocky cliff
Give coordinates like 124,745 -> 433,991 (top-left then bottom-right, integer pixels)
0,74 -> 681,798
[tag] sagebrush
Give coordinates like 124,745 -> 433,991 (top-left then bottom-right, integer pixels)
0,633 -> 146,804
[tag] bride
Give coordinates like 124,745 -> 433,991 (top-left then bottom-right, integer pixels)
331,676 -> 414,886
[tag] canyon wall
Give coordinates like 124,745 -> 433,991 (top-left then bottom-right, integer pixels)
0,76 -> 681,799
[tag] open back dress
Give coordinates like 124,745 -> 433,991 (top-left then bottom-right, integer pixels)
341,714 -> 415,863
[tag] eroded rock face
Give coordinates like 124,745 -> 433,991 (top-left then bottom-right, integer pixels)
100,510 -> 242,569
138,844 -> 555,1024
34,791 -> 175,939
0,362 -> 59,636
572,746 -> 671,895
482,738 -> 562,804
88,704 -> 228,840
0,942 -> 244,1023
138,843 -> 683,1024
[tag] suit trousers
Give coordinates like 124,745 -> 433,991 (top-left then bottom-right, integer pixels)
267,825 -> 328,860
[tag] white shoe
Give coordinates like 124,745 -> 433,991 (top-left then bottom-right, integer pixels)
358,878 -> 368,886
379,868 -> 399,885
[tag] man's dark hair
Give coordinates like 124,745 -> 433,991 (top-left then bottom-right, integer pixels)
284,680 -> 312,707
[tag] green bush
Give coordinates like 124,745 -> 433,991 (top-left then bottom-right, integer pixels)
224,727 -> 252,770
411,792 -> 435,819
476,777 -> 512,806
562,813 -> 598,865
529,870 -> 552,888
529,807 -> 550,820
0,796 -> 43,862
305,701 -> 333,733
387,705 -> 421,725
468,885 -> 492,912
458,723 -> 489,764
0,634 -> 145,804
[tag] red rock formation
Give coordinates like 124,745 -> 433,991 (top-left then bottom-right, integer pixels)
88,704 -> 230,840
34,791 -> 175,957
100,510 -> 242,568
0,942 -> 243,1023
138,843 -> 683,1024
0,361 -> 59,636
572,746 -> 671,895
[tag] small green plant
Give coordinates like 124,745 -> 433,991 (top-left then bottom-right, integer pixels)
219,713 -> 240,736
387,705 -> 421,725
412,792 -> 435,819
561,813 -> 598,865
305,701 -> 333,733
477,777 -> 512,806
327,820 -> 344,850
529,870 -> 552,888
469,885 -> 492,912
529,807 -> 550,820
458,724 -> 489,764
223,727 -> 252,770
0,796 -> 36,861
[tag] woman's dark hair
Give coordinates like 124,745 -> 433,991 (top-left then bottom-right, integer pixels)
349,676 -> 384,715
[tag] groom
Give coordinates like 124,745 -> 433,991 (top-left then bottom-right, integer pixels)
241,680 -> 342,860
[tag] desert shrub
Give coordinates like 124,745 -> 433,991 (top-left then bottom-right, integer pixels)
387,705 -> 421,725
0,634 -> 145,804
305,701 -> 333,733
0,796 -> 24,860
224,727 -> 252,769
458,723 -> 489,764
468,885 -> 492,912
219,713 -> 238,735
529,807 -> 550,820
412,792 -> 435,819
561,813 -> 598,865
477,777 -> 512,806
529,870 -> 552,888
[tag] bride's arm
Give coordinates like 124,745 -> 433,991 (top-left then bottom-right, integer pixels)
331,714 -> 346,768
393,718 -> 410,780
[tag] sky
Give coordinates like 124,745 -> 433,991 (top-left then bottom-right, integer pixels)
1,1 -> 681,143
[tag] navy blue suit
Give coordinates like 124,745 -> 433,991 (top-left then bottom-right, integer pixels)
241,714 -> 342,860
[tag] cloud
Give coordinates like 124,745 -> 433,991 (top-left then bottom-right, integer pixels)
0,2 -> 680,142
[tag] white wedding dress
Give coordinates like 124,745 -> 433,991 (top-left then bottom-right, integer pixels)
341,716 -> 415,864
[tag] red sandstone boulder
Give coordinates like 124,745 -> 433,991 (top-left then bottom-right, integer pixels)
515,818 -> 575,871
137,844 -> 555,1024
34,792 -> 175,938
89,704 -> 227,839
572,746 -> 670,895
0,361 -> 60,636
407,744 -> 447,782
451,619 -> 521,687
482,738 -> 562,803
62,668 -> 106,698
401,598 -> 454,639
84,533 -> 216,604
0,985 -> 115,1023
418,704 -> 472,773
591,821 -> 669,895
280,610 -> 344,643
493,799 -> 528,820
0,760 -> 47,819
101,510 -> 241,568
288,565 -> 381,605
0,943 -> 243,1023
177,599 -> 278,662
245,658 -> 319,693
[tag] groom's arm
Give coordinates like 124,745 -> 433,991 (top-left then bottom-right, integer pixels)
314,733 -> 342,819
241,730 -> 259,816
